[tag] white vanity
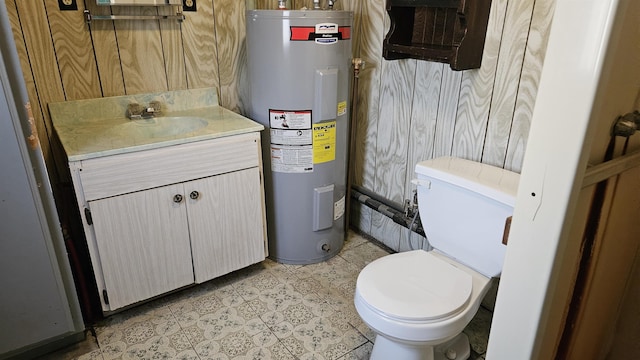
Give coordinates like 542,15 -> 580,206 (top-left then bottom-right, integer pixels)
50,88 -> 267,313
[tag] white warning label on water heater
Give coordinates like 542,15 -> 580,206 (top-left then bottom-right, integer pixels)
270,110 -> 311,130
271,145 -> 313,173
269,109 -> 314,173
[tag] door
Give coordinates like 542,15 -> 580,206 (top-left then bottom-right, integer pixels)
89,183 -> 194,310
187,167 -> 267,283
487,0 -> 640,358
554,0 -> 640,355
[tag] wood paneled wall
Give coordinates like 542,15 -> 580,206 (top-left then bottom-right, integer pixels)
349,0 -> 555,249
6,0 -> 555,249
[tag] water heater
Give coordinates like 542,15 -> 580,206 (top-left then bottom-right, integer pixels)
246,10 -> 352,264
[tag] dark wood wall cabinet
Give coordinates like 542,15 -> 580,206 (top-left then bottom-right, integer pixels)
383,0 -> 492,70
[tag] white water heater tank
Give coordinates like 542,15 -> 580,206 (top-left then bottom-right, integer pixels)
246,9 -> 352,264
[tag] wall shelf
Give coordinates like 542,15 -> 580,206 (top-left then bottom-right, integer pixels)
383,0 -> 492,70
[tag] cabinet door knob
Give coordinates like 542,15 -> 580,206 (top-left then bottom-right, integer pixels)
173,194 -> 184,203
189,191 -> 200,200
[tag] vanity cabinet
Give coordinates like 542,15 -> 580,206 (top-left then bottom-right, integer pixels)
89,182 -> 194,310
69,132 -> 267,312
186,167 -> 266,283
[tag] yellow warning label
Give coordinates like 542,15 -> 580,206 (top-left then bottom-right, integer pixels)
337,101 -> 347,117
313,121 -> 336,164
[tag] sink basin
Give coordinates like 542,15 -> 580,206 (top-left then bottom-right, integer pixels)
129,116 -> 208,137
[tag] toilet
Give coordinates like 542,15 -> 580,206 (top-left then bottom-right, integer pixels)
354,156 -> 519,360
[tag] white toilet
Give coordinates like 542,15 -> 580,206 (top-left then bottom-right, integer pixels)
354,156 -> 519,360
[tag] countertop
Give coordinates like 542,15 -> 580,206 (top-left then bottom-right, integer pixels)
50,88 -> 264,161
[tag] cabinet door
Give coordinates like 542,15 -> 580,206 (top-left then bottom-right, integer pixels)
187,167 -> 266,283
89,183 -> 194,310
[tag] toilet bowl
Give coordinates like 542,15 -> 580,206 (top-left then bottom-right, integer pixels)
354,157 -> 520,360
355,250 -> 491,359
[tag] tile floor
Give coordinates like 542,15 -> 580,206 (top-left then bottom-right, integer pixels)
41,232 -> 491,360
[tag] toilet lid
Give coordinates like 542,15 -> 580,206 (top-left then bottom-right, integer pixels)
357,250 -> 472,321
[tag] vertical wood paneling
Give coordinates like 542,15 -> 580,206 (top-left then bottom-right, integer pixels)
113,6 -> 168,94
338,0 -> 362,56
482,0 -> 536,168
505,0 -> 556,172
433,68 -> 462,157
351,0 -> 386,234
182,0 -> 219,91
451,0 -> 509,162
404,62 -> 442,191
84,2 -> 126,97
398,61 -> 442,251
5,0 -> 52,169
158,5 -> 187,91
13,1 -> 66,116
370,58 -> 417,250
43,0 -> 104,186
214,0 -> 246,113
44,0 -> 102,101
373,60 -> 416,203
256,0 -> 278,10
13,1 -> 69,182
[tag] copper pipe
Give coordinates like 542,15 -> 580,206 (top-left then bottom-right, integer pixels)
345,58 -> 364,233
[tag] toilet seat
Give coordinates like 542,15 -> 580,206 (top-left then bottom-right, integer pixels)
357,250 -> 472,322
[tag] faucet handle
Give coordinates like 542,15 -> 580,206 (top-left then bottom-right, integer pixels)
126,103 -> 144,119
147,101 -> 162,116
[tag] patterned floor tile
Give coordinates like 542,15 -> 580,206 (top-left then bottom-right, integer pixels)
74,349 -> 104,360
244,340 -> 297,360
180,292 -> 288,360
288,275 -> 327,296
464,306 -> 493,356
119,335 -> 182,360
270,305 -> 368,360
342,232 -> 368,251
170,349 -> 201,360
94,304 -> 177,345
337,342 -> 373,360
316,287 -> 353,314
196,307 -> 253,341
42,231 -> 493,360
257,291 -> 327,327
176,293 -> 225,317
338,241 -> 390,270
294,256 -> 361,293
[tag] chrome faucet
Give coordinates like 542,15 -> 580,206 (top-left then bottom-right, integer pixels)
127,101 -> 162,119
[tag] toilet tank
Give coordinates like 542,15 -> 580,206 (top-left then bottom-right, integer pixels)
415,157 -> 520,277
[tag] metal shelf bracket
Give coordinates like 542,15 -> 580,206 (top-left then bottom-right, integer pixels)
83,9 -> 185,24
